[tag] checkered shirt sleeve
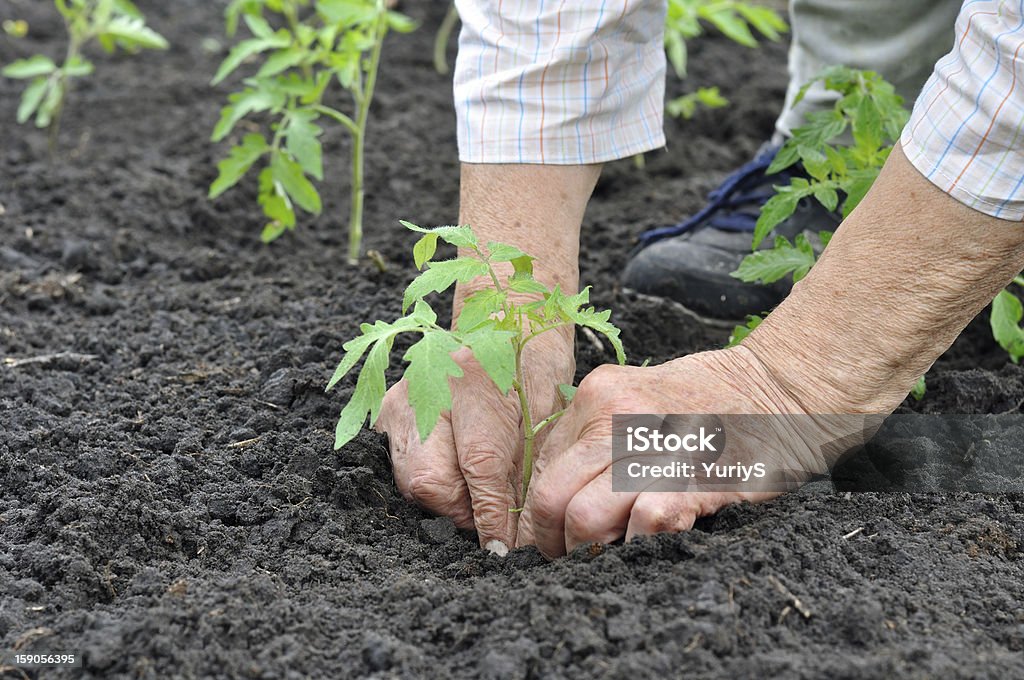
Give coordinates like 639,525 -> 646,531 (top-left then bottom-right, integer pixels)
903,0 -> 1024,220
452,0 -> 668,165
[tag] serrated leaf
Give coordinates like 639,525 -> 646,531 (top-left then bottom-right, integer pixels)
461,327 -> 516,394
402,257 -> 490,312
257,47 -> 306,78
16,78 -> 49,124
258,166 -> 295,232
211,85 -> 285,141
486,241 -> 529,263
992,289 -> 1024,363
271,151 -> 321,214
413,233 -> 438,270
813,185 -> 839,212
285,109 -> 323,180
334,335 -> 393,448
400,221 -> 479,249
508,274 -> 548,295
327,314 -> 425,391
457,288 -> 506,331
732,235 -> 816,284
753,190 -> 799,248
99,16 -> 169,51
209,133 -> 269,198
244,13 -> 275,40
558,383 -> 577,402
571,307 -> 626,365
726,314 -> 764,348
404,331 -> 464,441
212,34 -> 290,85
3,55 -> 56,79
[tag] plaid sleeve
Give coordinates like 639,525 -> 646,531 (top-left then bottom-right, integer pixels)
902,0 -> 1024,220
452,0 -> 667,165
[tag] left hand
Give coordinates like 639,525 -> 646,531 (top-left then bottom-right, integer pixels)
515,346 -> 856,558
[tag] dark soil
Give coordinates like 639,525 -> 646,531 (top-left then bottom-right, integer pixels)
2,2 -> 1023,678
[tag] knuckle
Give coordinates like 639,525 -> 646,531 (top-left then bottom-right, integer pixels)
563,499 -> 603,541
459,445 -> 509,478
526,480 -> 562,529
632,500 -> 690,535
403,469 -> 462,512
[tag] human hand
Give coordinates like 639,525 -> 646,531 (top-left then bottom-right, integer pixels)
376,326 -> 574,553
515,346 -> 871,558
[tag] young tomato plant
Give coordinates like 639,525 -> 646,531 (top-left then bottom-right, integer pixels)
208,0 -> 415,261
663,0 -> 786,119
2,0 -> 167,149
327,222 -> 626,501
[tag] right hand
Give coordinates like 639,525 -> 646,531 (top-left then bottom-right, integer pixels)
375,327 -> 575,552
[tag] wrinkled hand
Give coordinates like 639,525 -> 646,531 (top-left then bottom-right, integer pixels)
516,346 -> 868,558
376,329 -> 574,551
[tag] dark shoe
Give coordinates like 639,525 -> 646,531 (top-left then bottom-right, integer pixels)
622,144 -> 841,321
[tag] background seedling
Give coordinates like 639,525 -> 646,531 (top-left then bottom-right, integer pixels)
209,0 -> 415,261
2,0 -> 168,151
728,66 -> 1024,392
327,222 -> 626,502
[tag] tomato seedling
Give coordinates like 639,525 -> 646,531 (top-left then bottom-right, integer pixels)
663,0 -> 786,119
208,0 -> 415,261
2,0 -> 168,150
327,222 -> 626,501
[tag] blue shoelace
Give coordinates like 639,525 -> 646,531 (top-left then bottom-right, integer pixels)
635,144 -> 798,251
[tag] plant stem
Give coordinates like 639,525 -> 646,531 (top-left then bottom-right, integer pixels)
513,343 -> 536,504
432,3 -> 459,75
48,29 -> 81,156
347,3 -> 388,265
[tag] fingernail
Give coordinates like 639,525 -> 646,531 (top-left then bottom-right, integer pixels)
484,540 -> 509,557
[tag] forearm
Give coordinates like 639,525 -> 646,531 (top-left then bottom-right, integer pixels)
454,163 -> 601,312
744,145 -> 1024,414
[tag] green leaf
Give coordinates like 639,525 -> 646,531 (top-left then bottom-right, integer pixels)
400,221 -> 479,250
99,16 -> 169,51
910,375 -> 927,401
33,79 -> 64,128
64,55 -> 94,77
327,313 -> 426,391
558,383 -> 577,402
508,275 -> 548,295
258,166 -> 295,234
2,55 -> 57,79
209,133 -> 269,199
813,184 -> 839,212
261,221 -> 288,243
732,234 -> 817,284
271,151 -> 321,214
486,241 -> 529,263
457,288 -> 506,331
16,78 -> 49,124
387,11 -> 418,33
991,289 -> 1024,363
403,331 -> 465,441
211,85 -> 286,141
461,327 -> 517,394
285,109 -> 323,180
413,233 -> 438,270
243,13 -> 275,40
257,47 -> 307,78
752,190 -> 799,248
666,86 -> 728,119
211,34 -> 290,85
726,314 -> 764,348
402,257 -> 491,312
554,287 -> 625,364
334,334 -> 393,449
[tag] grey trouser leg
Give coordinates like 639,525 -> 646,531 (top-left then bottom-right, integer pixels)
775,0 -> 963,137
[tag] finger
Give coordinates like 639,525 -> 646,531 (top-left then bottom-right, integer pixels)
377,381 -> 474,528
517,426 -> 609,558
451,363 -> 524,550
563,468 -> 637,553
624,492 -> 703,542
